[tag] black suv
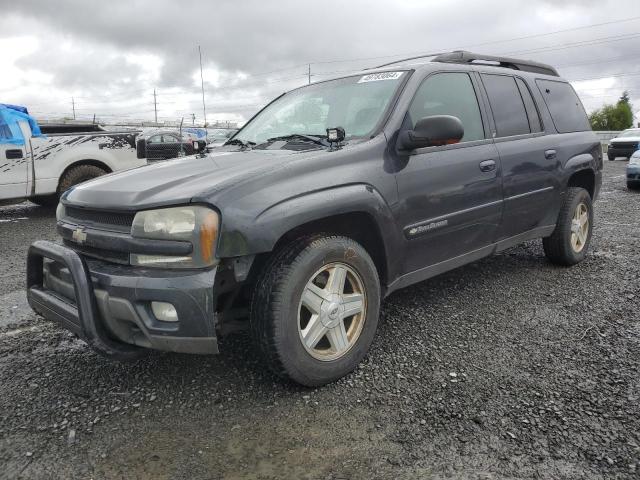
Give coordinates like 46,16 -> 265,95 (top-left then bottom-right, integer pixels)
27,51 -> 602,386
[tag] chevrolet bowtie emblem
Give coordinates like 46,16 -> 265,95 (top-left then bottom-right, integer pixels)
72,227 -> 87,244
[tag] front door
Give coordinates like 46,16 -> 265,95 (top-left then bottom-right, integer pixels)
394,72 -> 503,274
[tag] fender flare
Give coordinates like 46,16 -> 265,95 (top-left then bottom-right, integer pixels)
216,183 -> 402,278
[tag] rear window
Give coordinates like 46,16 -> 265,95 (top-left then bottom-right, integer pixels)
536,79 -> 590,133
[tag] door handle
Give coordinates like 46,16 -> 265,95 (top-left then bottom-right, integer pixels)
479,159 -> 496,172
5,149 -> 24,160
545,149 -> 557,160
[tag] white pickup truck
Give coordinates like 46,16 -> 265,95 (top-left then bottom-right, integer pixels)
0,104 -> 146,206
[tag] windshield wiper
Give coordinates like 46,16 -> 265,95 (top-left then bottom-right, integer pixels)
225,138 -> 255,149
264,134 -> 330,147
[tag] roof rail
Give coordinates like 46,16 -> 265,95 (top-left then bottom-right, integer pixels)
371,52 -> 447,69
431,51 -> 559,77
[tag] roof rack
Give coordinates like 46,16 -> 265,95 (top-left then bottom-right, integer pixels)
371,50 -> 559,77
371,52 -> 447,69
431,51 -> 559,77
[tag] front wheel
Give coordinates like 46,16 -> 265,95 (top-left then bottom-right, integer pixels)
543,187 -> 593,266
250,235 -> 381,387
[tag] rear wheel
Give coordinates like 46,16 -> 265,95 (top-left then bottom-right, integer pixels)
250,235 -> 381,386
628,182 -> 640,191
543,187 -> 593,266
58,164 -> 108,194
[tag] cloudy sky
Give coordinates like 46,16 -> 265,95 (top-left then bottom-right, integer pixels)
1,0 -> 639,126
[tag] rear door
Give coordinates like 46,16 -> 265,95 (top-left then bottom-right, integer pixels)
479,73 -> 559,240
394,71 -> 503,273
0,114 -> 29,200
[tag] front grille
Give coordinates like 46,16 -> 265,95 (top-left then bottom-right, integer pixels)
611,141 -> 638,150
63,206 -> 135,233
63,239 -> 130,265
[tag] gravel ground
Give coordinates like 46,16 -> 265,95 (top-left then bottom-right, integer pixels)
0,160 -> 638,480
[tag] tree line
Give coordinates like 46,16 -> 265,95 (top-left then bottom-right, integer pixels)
588,91 -> 634,131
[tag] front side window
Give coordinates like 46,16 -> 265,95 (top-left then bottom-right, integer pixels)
481,74 -> 531,137
234,72 -> 406,145
408,72 -> 485,143
148,135 -> 162,144
162,135 -> 179,143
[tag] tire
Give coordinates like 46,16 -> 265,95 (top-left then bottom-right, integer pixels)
250,235 -> 381,387
58,164 -> 108,194
628,182 -> 640,191
543,187 -> 593,266
607,153 -> 615,161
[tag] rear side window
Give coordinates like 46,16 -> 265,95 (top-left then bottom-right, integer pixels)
515,78 -> 542,133
408,72 -> 484,142
481,74 -> 530,137
536,79 -> 590,133
0,118 -> 11,140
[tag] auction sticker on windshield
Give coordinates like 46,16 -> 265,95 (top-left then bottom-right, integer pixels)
358,72 -> 404,83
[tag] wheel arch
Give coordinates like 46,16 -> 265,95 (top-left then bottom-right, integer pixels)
57,159 -> 112,190
567,167 -> 595,199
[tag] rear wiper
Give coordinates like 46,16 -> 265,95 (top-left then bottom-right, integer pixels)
225,138 -> 255,148
264,134 -> 329,147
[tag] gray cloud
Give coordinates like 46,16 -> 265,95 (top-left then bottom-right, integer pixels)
1,0 -> 639,123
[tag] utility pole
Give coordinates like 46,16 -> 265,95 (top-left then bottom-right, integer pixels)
191,113 -> 195,125
153,89 -> 158,124
198,45 -> 207,127
71,97 -> 76,120
308,64 -> 311,84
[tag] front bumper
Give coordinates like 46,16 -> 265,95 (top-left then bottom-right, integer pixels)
608,144 -> 638,159
27,241 -> 218,358
628,165 -> 640,184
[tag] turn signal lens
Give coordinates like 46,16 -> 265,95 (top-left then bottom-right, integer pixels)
200,211 -> 219,264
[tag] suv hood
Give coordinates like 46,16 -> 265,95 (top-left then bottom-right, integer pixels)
63,149 -> 310,210
610,136 -> 640,143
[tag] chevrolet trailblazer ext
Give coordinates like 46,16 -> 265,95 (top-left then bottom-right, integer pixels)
27,51 -> 602,386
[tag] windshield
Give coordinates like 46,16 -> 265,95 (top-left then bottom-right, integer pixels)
234,71 -> 407,145
619,129 -> 640,138
208,129 -> 236,140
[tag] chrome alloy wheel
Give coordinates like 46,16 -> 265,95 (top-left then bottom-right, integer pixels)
297,262 -> 367,361
570,202 -> 589,253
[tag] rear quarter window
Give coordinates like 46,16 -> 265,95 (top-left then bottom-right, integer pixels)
536,79 -> 591,133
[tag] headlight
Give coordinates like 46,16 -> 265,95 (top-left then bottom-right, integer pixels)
130,205 -> 219,268
629,154 -> 640,165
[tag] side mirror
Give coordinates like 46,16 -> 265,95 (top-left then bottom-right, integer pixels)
398,115 -> 464,151
136,138 -> 146,159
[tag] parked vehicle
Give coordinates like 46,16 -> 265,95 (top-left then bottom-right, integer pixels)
608,128 -> 640,161
627,150 -> 640,190
137,129 -> 206,162
0,104 -> 145,206
27,51 -> 602,386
